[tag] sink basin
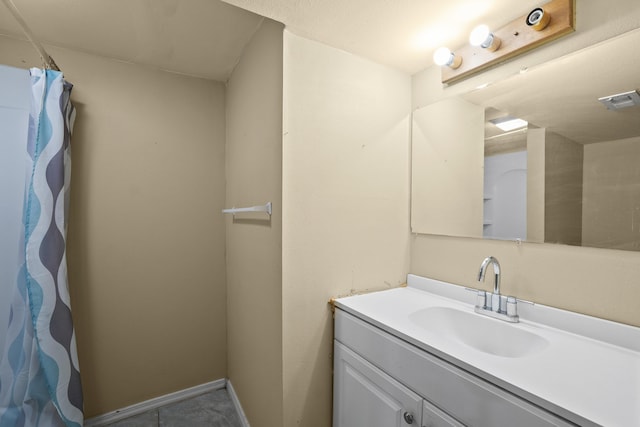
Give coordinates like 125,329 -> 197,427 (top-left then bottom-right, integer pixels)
409,306 -> 549,358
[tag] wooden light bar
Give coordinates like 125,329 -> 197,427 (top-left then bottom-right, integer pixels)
441,0 -> 575,84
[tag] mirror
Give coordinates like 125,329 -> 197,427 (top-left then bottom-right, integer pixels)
412,28 -> 640,251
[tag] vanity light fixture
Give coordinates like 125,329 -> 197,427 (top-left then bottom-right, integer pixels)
433,47 -> 462,69
490,116 -> 528,132
438,0 -> 574,84
469,25 -> 501,52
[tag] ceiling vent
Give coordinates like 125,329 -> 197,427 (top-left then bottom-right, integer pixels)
598,90 -> 640,110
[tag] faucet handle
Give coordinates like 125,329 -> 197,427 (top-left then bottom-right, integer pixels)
506,296 -> 518,318
475,290 -> 487,309
491,292 -> 502,312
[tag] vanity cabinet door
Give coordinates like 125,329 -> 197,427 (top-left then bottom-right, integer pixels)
422,400 -> 465,427
334,341 -> 423,427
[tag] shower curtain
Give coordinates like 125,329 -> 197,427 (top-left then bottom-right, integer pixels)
0,69 -> 83,426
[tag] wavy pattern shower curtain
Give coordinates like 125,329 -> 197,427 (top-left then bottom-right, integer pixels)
0,69 -> 83,426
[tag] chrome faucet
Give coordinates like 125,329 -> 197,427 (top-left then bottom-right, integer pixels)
478,256 -> 501,298
475,256 -> 519,322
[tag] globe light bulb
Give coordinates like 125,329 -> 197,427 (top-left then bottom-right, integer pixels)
469,24 -> 501,52
433,47 -> 454,66
470,25 -> 491,47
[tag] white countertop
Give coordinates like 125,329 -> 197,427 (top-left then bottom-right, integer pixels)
334,275 -> 640,427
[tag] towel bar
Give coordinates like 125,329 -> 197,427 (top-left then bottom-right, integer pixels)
222,202 -> 272,216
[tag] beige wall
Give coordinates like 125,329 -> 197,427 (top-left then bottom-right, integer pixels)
583,136 -> 640,251
410,1 -> 640,328
282,31 -> 411,427
410,233 -> 640,326
225,19 -> 284,427
0,36 -> 228,416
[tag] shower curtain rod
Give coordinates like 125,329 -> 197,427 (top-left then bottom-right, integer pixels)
1,0 -> 60,71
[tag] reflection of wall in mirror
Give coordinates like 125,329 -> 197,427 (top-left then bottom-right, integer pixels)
411,97 -> 484,237
518,129 -> 640,251
583,136 -> 640,251
527,128 -> 545,243
524,128 -> 584,246
544,132 -> 583,246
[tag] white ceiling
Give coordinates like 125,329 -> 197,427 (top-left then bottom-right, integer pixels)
0,0 -> 543,80
0,0 -> 264,81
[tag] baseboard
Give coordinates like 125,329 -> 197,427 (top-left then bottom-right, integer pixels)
84,378 -> 227,426
226,379 -> 251,427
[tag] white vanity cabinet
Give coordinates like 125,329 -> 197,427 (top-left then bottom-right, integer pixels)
334,309 -> 578,427
334,340 -> 464,427
333,342 -> 423,427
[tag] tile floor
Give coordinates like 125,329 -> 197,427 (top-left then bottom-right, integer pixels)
105,388 -> 243,427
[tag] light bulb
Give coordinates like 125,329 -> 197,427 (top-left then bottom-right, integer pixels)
469,24 -> 501,52
433,47 -> 453,66
433,47 -> 462,69
469,25 -> 491,46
